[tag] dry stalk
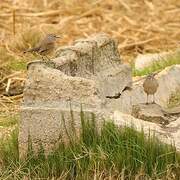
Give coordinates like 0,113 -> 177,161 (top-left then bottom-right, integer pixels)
12,8 -> 16,35
0,72 -> 22,84
5,78 -> 11,94
119,38 -> 160,50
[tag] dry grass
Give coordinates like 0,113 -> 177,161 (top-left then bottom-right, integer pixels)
0,0 -> 180,61
0,0 -> 179,113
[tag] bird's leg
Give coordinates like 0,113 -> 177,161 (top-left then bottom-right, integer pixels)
153,94 -> 155,104
146,94 -> 149,105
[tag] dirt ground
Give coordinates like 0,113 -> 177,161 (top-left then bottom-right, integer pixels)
0,0 -> 180,116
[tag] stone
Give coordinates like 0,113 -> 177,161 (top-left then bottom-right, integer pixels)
95,64 -> 132,98
132,103 -> 169,125
23,63 -> 101,108
53,33 -> 121,79
19,105 -> 107,158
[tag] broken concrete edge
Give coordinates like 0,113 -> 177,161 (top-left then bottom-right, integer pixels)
27,60 -> 59,71
112,111 -> 180,151
56,32 -> 117,56
23,61 -> 132,113
54,33 -> 120,68
73,32 -> 116,48
27,60 -> 44,70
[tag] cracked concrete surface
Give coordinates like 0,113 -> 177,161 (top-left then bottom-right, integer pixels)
19,33 -> 131,158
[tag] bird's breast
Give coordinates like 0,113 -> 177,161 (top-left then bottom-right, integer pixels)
143,79 -> 158,95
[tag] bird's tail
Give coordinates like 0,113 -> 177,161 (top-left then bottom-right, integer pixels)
23,47 -> 39,53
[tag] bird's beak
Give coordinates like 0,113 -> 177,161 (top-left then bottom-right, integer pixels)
55,36 -> 61,38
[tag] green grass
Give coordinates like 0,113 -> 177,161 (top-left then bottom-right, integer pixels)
0,111 -> 179,179
0,114 -> 19,127
0,47 -> 27,71
133,51 -> 180,76
168,90 -> 180,108
6,60 -> 27,71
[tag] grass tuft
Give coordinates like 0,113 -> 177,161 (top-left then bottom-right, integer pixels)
0,112 -> 179,179
133,51 -> 180,76
0,114 -> 19,127
168,90 -> 180,108
6,60 -> 27,71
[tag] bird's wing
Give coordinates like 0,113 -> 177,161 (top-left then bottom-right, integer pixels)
39,36 -> 54,46
39,42 -> 55,53
38,47 -> 48,53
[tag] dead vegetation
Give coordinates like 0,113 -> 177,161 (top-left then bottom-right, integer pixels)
1,0 -> 180,59
0,0 -> 180,113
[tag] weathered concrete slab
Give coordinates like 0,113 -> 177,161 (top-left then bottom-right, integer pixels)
20,33 -> 132,157
23,63 -> 102,108
95,64 -> 131,98
19,105 -> 107,158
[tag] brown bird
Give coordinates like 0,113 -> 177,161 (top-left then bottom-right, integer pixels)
24,34 -> 61,60
143,73 -> 159,104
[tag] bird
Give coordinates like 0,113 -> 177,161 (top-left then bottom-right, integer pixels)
143,73 -> 159,104
24,34 -> 61,60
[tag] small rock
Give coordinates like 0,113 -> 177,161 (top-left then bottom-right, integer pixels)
132,103 -> 169,125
